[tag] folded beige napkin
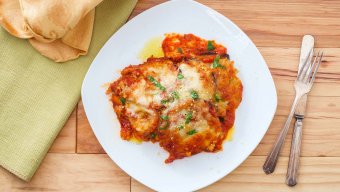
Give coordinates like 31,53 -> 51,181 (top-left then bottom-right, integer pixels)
0,0 -> 103,62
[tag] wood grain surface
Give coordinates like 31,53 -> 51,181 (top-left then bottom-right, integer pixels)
0,154 -> 130,192
1,0 -> 340,191
49,108 -> 77,154
77,101 -> 105,154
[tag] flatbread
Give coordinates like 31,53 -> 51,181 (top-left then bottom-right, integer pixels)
29,10 -> 95,62
0,0 -> 32,38
19,0 -> 102,42
0,0 -> 103,62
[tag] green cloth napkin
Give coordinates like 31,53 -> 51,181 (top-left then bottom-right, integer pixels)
0,0 -> 137,181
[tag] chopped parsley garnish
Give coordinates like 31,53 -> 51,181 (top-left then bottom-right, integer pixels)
147,75 -> 166,91
172,91 -> 180,99
178,125 -> 184,130
150,133 -> 156,139
207,41 -> 215,51
212,55 -> 225,69
161,92 -> 179,105
177,47 -> 183,53
160,115 -> 170,130
120,97 -> 126,105
177,73 -> 184,79
219,117 -> 225,122
213,55 -> 220,68
185,111 -> 193,124
161,97 -> 174,105
159,122 -> 169,130
190,90 -> 199,100
160,115 -> 169,120
214,93 -> 221,102
187,129 -> 197,135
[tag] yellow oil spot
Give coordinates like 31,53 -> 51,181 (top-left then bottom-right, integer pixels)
101,82 -> 111,88
129,137 -> 142,144
226,126 -> 234,141
139,36 -> 164,61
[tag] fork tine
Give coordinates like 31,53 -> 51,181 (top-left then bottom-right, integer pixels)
309,51 -> 323,85
298,48 -> 313,81
302,50 -> 316,83
306,51 -> 320,82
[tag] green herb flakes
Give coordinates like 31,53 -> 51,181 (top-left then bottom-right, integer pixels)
161,97 -> 174,105
147,75 -> 166,91
187,129 -> 197,135
207,41 -> 215,51
190,90 -> 199,100
214,93 -> 221,102
161,115 -> 169,120
150,133 -> 156,139
185,111 -> 193,124
212,55 -> 225,69
172,91 -> 180,99
120,97 -> 126,105
159,122 -> 169,130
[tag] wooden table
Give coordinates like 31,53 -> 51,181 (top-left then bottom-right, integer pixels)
1,0 -> 340,191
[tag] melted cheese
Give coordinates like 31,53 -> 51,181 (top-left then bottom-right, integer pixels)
146,65 -> 177,90
167,101 -> 214,140
178,115 -> 209,138
126,102 -> 156,132
177,63 -> 212,101
131,79 -> 162,106
128,62 -> 214,113
162,63 -> 214,113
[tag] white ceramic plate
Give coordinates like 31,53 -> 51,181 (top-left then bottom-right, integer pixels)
81,0 -> 277,191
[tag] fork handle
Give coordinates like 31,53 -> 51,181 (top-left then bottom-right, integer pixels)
286,118 -> 303,187
263,94 -> 301,174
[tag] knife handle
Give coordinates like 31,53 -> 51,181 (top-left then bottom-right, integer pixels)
263,95 -> 301,174
286,118 -> 303,187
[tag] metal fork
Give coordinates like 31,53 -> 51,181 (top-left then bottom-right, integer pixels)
263,50 -> 323,174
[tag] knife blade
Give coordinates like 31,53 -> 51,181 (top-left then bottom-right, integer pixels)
286,35 -> 314,187
295,35 -> 314,117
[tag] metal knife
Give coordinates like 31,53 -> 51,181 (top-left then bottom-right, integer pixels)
286,35 -> 314,187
